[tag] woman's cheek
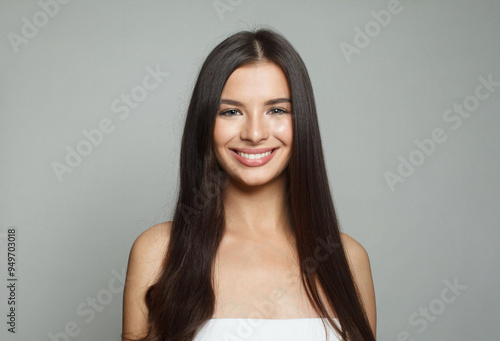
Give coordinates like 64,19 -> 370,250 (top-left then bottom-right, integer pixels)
272,117 -> 293,140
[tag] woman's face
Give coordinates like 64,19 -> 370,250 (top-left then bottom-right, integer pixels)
213,62 -> 293,188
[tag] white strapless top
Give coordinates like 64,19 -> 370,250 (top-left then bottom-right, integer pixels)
193,318 -> 341,341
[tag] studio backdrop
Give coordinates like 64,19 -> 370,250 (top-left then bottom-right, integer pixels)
1,0 -> 499,340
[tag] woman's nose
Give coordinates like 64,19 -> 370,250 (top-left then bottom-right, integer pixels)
240,111 -> 270,143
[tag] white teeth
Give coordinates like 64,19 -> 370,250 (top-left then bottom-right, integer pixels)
236,150 -> 273,159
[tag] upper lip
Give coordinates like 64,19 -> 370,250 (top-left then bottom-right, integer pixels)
231,147 -> 277,154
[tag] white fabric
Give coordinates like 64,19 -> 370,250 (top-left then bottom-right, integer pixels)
193,317 -> 341,341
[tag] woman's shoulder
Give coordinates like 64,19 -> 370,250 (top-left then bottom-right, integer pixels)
339,232 -> 377,335
339,232 -> 370,263
123,222 -> 173,337
132,221 -> 172,252
126,221 -> 173,287
338,232 -> 372,285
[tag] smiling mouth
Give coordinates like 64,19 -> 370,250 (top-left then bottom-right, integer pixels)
230,148 -> 277,160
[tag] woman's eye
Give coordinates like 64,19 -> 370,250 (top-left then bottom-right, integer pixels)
220,109 -> 239,116
269,108 -> 288,114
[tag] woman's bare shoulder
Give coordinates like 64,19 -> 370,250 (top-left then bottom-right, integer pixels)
339,232 -> 372,286
340,232 -> 369,263
340,232 -> 377,335
122,222 -> 173,339
132,221 -> 172,253
126,221 -> 173,287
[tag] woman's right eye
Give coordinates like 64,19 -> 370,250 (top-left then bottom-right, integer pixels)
219,109 -> 239,116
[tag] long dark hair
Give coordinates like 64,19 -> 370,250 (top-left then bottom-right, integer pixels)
125,28 -> 375,341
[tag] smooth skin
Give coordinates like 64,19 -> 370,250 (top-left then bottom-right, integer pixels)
122,62 -> 376,339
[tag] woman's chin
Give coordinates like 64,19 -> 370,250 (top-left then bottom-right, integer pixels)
228,172 -> 286,190
233,177 -> 269,189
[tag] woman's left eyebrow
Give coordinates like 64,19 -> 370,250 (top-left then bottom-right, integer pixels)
219,98 -> 291,106
264,98 -> 291,105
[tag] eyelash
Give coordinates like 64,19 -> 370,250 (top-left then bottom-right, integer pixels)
218,107 -> 290,116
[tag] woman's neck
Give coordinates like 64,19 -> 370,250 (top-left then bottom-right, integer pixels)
222,173 -> 293,242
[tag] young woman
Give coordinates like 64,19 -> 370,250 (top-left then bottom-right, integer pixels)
122,28 -> 376,341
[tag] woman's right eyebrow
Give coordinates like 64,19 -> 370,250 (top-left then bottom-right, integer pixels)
220,99 -> 243,106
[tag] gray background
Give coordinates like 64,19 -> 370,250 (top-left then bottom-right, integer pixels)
1,0 -> 499,340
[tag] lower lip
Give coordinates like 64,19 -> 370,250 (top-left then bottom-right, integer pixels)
230,149 -> 278,167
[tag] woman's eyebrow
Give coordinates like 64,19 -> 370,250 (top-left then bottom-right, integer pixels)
219,98 -> 291,106
220,99 -> 243,106
264,98 -> 291,105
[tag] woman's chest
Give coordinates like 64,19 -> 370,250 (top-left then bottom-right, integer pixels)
211,238 -> 330,319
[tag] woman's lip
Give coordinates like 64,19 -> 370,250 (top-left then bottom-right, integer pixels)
230,147 -> 277,154
230,148 -> 278,167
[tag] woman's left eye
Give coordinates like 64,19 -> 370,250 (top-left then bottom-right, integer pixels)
269,108 -> 288,114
